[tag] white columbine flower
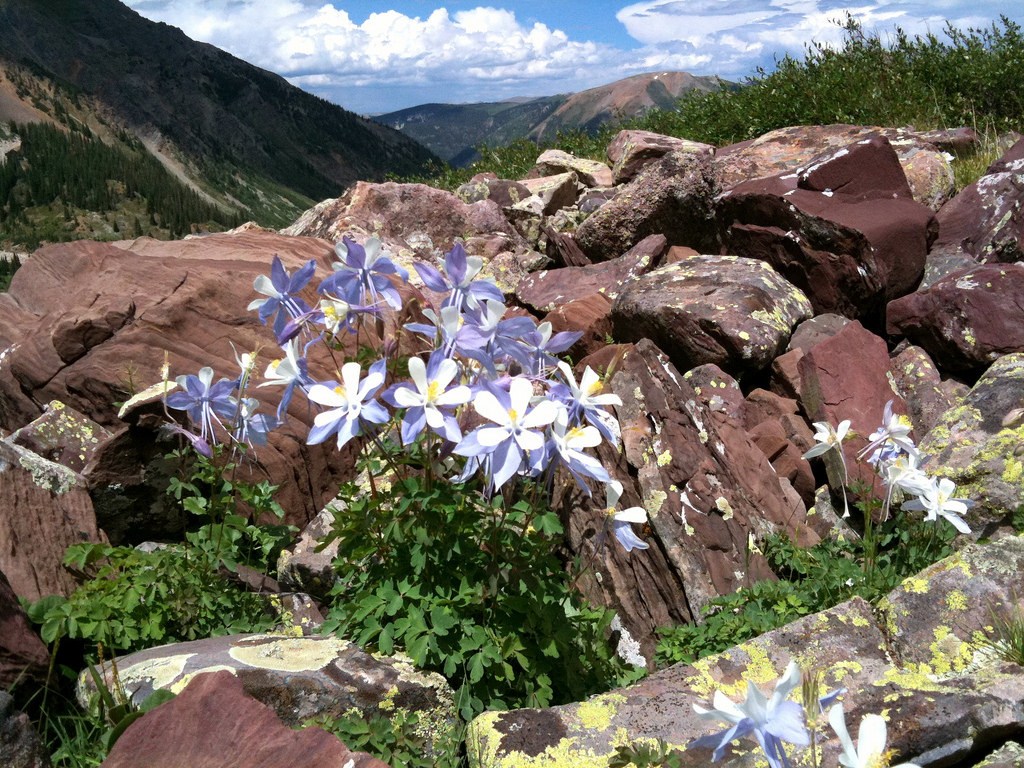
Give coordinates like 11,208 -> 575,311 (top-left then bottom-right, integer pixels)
901,476 -> 973,534
828,703 -> 920,768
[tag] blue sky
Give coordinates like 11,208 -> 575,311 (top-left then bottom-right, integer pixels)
124,1 -> 1024,115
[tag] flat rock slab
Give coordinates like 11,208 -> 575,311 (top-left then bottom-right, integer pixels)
79,634 -> 455,733
611,255 -> 813,376
101,670 -> 386,768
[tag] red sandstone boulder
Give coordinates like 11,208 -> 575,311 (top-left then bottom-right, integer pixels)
515,234 -> 667,313
557,340 -> 817,661
715,123 -> 955,210
611,255 -> 813,377
606,129 -> 714,184
929,137 -> 1024,265
533,149 -> 613,188
573,149 -> 719,262
540,293 -> 615,361
101,670 -> 386,768
887,263 -> 1024,373
0,440 -> 105,601
0,233 -> 363,534
0,568 -> 49,688
719,134 -> 936,321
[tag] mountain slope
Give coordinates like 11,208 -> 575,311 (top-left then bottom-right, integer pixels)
375,71 -> 730,165
0,0 -> 438,235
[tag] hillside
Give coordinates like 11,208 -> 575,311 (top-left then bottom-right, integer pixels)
0,0 -> 438,243
375,71 -> 729,165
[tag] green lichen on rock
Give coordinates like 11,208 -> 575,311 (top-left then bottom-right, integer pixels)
17,451 -> 77,494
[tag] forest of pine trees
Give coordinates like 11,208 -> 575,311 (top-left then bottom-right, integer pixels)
0,253 -> 22,291
0,121 -> 242,248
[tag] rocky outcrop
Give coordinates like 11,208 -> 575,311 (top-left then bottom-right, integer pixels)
573,149 -> 718,262
611,256 -> 813,376
714,123 -> 956,210
718,134 -> 937,321
100,670 -> 387,768
606,129 -> 714,184
468,535 -> 1024,768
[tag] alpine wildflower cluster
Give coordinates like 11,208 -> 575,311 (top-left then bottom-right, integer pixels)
161,236 -> 651,553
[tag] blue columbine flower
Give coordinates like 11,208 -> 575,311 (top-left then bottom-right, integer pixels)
247,255 -> 316,339
386,352 -> 471,445
691,660 -> 809,768
320,236 -> 408,311
165,366 -> 238,445
306,360 -> 389,449
414,242 -> 504,312
603,480 -> 649,552
259,338 -> 314,420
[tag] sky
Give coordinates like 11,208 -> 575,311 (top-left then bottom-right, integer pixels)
123,0 -> 1024,115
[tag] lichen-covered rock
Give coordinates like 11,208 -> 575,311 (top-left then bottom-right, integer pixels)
606,129 -> 714,184
79,633 -> 456,754
929,137 -> 1024,264
916,353 -> 1024,535
469,536 -> 1024,768
574,149 -> 718,262
6,401 -> 111,473
100,670 -> 386,768
611,256 -> 813,376
719,134 -> 937,321
974,741 -> 1024,768
0,692 -> 50,768
889,344 -> 969,436
887,263 -> 1024,373
533,149 -> 613,188
558,340 -> 817,660
515,172 -> 581,216
456,173 -> 531,208
715,123 -> 955,210
515,234 -> 667,313
0,440 -> 105,601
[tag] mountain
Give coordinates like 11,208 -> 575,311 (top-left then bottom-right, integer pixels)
0,0 -> 438,245
376,71 -> 730,165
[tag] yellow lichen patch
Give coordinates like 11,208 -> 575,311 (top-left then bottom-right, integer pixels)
228,635 -> 349,671
119,654 -> 195,691
575,694 -> 626,732
826,661 -> 863,685
656,450 -> 672,467
928,626 -> 976,676
902,577 -> 929,594
945,590 -> 969,612
688,643 -> 781,699
645,490 -> 667,520
1004,456 -> 1023,485
467,726 -> 610,768
169,665 -> 238,694
715,497 -> 734,520
875,664 -> 946,693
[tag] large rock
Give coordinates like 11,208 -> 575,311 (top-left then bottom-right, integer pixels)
573,149 -> 718,262
915,353 -> 1024,536
887,263 -> 1024,373
79,633 -> 455,741
533,149 -> 613,188
6,401 -> 111,473
610,255 -> 813,377
929,137 -> 1024,264
715,123 -> 956,210
557,340 -> 817,661
797,321 -> 908,498
0,233 -> 361,532
282,181 -> 530,293
889,345 -> 969,436
468,536 -> 1024,768
0,440 -> 105,601
0,692 -> 50,768
515,234 -> 667,313
719,134 -> 937,321
101,670 -> 386,768
0,568 -> 49,688
606,129 -> 714,184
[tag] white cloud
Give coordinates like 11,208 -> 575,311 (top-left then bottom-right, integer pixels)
124,1 -> 630,112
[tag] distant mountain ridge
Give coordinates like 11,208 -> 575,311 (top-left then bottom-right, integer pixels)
376,71 -> 730,165
0,0 -> 438,237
